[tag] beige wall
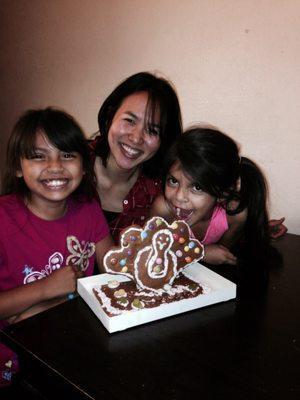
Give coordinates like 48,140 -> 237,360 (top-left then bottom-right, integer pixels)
1,0 -> 299,234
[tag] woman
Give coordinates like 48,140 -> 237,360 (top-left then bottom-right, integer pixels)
90,71 -> 287,243
89,72 -> 182,242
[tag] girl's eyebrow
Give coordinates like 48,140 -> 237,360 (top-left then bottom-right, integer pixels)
167,173 -> 176,179
32,146 -> 47,152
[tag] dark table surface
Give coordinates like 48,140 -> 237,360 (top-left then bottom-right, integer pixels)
1,234 -> 300,399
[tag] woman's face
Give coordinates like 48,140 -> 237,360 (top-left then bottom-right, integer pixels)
164,161 -> 217,227
107,91 -> 161,171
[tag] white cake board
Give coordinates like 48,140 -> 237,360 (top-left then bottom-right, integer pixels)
77,262 -> 236,333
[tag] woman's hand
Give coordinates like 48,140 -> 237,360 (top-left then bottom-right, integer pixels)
268,217 -> 288,239
203,244 -> 237,265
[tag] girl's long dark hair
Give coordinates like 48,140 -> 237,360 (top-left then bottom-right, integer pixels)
93,71 -> 182,178
238,157 -> 270,253
163,127 -> 270,252
2,107 -> 96,201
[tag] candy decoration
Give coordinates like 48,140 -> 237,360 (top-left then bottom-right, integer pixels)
176,250 -> 183,257
141,231 -> 148,240
108,280 -> 120,289
103,216 -> 204,293
114,289 -> 127,298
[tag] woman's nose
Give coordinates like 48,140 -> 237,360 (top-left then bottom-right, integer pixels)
128,126 -> 144,144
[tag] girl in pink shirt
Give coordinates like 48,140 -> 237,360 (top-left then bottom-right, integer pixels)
0,108 -> 113,387
151,126 -> 271,265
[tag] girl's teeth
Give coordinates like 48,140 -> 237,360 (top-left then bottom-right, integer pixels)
45,180 -> 66,187
175,207 -> 193,219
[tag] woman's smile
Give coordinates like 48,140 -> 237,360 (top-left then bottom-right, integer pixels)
108,92 -> 161,171
119,142 -> 143,159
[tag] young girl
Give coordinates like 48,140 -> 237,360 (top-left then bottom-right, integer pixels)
151,127 -> 270,265
0,107 -> 113,387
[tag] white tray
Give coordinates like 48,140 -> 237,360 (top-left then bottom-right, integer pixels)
77,263 -> 236,333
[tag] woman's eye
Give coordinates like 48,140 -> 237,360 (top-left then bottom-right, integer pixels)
146,125 -> 160,136
124,117 -> 135,125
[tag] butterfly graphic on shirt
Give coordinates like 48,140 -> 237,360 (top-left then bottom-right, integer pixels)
23,252 -> 64,284
66,236 -> 95,271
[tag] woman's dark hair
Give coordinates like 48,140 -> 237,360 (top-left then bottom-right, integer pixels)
163,127 -> 270,250
94,71 -> 182,178
2,107 -> 96,200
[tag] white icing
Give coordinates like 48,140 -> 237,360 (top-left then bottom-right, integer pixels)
103,216 -> 205,294
117,299 -> 129,307
94,272 -> 211,317
94,287 -> 123,316
182,268 -> 211,294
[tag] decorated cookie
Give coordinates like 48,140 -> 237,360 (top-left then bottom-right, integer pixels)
103,217 -> 204,293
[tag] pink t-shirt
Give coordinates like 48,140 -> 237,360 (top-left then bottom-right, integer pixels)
201,205 -> 229,245
0,194 -> 109,386
0,194 -> 109,291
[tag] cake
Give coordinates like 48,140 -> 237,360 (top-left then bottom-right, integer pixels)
93,217 -> 207,317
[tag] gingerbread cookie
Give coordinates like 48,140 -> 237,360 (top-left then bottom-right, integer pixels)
103,217 -> 204,293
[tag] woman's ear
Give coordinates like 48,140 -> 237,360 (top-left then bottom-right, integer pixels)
16,170 -> 23,178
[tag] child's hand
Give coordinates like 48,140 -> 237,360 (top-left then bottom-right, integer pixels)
43,265 -> 83,299
203,244 -> 237,265
268,217 -> 288,239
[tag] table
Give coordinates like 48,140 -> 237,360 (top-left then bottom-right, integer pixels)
1,234 -> 300,399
